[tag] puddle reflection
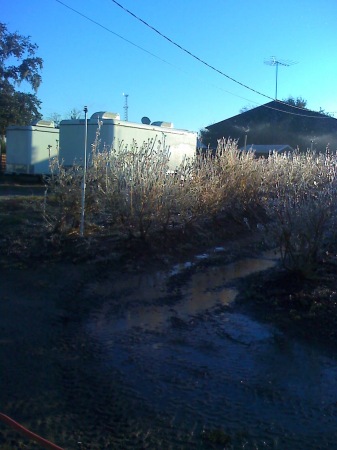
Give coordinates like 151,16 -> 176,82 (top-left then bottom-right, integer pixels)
83,251 -> 337,450
88,255 -> 278,333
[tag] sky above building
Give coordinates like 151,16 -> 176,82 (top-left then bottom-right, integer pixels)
2,0 -> 337,132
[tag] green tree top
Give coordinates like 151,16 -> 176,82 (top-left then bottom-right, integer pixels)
0,23 -> 43,91
282,96 -> 307,109
0,23 -> 43,139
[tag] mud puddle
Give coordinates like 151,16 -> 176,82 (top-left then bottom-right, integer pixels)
86,250 -> 277,333
77,250 -> 337,448
2,180 -> 335,448
4,249 -> 337,449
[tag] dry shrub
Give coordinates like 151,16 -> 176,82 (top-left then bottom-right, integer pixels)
94,137 -> 183,238
43,158 -> 83,234
43,132 -> 337,277
44,134 -> 186,239
181,139 -> 262,225
259,149 -> 337,276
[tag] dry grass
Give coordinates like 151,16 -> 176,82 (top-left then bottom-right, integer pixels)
39,139 -> 337,276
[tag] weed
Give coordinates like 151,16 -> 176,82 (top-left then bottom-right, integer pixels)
42,136 -> 337,277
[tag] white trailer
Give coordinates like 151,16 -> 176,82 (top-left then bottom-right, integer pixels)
59,112 -> 197,170
6,121 -> 59,174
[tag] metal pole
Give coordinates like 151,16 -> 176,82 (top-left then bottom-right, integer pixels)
80,106 -> 88,237
275,62 -> 278,100
123,93 -> 129,121
264,57 -> 297,100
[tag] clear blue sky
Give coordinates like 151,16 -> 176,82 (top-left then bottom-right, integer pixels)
2,0 -> 337,132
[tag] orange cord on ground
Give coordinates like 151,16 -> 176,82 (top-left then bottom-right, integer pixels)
0,413 -> 64,450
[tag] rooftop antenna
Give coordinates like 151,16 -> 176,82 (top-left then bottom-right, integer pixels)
123,93 -> 129,121
264,56 -> 298,100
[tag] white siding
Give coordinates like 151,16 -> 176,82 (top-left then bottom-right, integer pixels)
6,125 -> 59,174
59,117 -> 197,170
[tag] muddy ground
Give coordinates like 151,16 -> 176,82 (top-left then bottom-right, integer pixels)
1,177 -> 337,449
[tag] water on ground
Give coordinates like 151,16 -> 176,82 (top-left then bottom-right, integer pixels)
2,250 -> 337,449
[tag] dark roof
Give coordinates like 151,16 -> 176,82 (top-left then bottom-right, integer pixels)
239,144 -> 294,154
206,101 -> 337,152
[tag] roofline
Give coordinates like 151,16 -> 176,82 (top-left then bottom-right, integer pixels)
206,100 -> 337,129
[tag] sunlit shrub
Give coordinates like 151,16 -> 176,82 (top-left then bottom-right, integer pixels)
94,137 -> 183,238
43,158 -> 83,233
43,132 -> 337,277
259,149 -> 337,276
44,132 -> 187,239
180,139 -> 261,224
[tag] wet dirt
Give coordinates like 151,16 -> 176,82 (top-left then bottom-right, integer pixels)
2,247 -> 337,449
0,174 -> 45,198
81,252 -> 337,449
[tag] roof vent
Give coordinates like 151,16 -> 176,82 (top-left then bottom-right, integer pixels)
90,111 -> 120,120
32,120 -> 55,127
151,121 -> 174,128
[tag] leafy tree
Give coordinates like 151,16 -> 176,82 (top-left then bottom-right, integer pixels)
198,128 -> 214,149
0,23 -> 43,139
318,107 -> 334,118
282,96 -> 307,109
239,104 -> 255,114
283,96 -> 334,117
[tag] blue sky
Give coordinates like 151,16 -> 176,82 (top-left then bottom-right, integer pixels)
2,0 -> 337,132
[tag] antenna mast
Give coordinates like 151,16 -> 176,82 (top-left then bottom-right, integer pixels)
123,93 -> 129,121
264,56 -> 297,99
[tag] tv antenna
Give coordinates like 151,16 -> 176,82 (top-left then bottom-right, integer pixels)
264,56 -> 298,99
123,93 -> 129,121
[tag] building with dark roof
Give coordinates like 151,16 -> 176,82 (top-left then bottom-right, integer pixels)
205,101 -> 337,152
238,144 -> 294,157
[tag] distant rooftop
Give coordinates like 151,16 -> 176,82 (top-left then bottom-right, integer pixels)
206,100 -> 337,152
239,144 -> 294,154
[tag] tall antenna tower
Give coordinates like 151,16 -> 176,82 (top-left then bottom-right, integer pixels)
264,56 -> 298,99
123,93 -> 129,121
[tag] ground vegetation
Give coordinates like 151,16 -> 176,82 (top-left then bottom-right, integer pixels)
1,138 -> 337,342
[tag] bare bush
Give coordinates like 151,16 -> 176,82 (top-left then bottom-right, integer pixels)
260,149 -> 337,276
99,137 -> 180,238
180,140 -> 261,225
43,158 -> 83,234
43,133 -> 337,277
44,134 -> 187,239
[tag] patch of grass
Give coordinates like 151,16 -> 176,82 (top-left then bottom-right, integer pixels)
201,427 -> 231,445
0,198 -> 44,229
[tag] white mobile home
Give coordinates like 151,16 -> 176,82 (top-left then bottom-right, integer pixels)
59,112 -> 197,170
6,121 -> 59,174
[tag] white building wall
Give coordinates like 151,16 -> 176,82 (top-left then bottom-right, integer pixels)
6,124 -> 59,174
59,115 -> 197,170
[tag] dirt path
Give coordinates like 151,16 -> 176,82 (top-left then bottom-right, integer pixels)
1,246 -> 337,449
1,178 -> 337,449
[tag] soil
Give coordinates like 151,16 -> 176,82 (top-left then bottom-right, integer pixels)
1,175 -> 337,348
2,176 -> 337,448
236,260 -> 337,347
